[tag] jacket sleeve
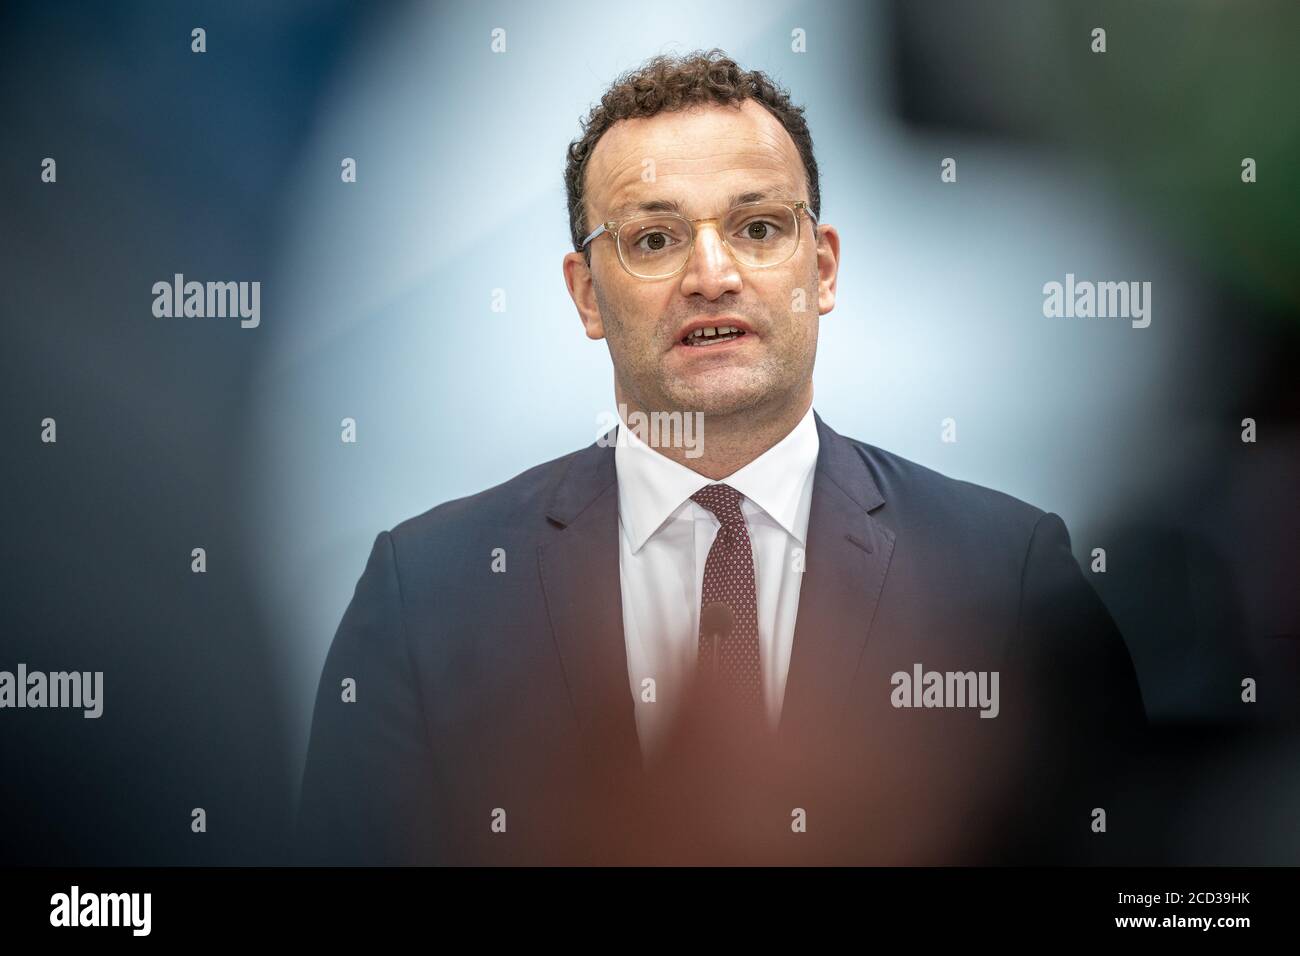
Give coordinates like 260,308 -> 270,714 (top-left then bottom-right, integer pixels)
293,530 -> 441,865
1008,511 -> 1147,860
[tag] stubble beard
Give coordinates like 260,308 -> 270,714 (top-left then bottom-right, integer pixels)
596,286 -> 816,424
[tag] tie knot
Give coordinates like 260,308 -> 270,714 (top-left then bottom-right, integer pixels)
690,483 -> 745,524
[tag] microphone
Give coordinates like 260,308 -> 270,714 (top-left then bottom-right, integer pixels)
700,601 -> 734,682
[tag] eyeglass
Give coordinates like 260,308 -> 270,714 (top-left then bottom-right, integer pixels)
581,199 -> 818,280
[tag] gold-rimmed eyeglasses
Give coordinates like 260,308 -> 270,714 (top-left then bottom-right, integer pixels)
580,199 -> 818,280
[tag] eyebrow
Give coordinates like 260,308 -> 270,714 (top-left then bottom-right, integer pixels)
606,188 -> 783,221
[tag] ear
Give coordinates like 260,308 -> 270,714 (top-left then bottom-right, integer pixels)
563,251 -> 606,340
814,224 -> 840,316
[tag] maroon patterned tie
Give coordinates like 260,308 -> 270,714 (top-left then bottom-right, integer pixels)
690,483 -> 763,714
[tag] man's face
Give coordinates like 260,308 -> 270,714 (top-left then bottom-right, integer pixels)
564,100 -> 839,419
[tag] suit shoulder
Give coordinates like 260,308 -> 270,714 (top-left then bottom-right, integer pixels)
385,443 -> 590,551
840,432 -> 1048,538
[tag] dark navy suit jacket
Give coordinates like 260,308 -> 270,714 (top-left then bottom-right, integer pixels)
295,413 -> 1145,865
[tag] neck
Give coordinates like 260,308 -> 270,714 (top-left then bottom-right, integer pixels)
616,385 -> 813,480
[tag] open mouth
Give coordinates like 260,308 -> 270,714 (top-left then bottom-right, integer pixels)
680,325 -> 748,347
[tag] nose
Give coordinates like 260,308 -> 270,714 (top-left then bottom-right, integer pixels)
678,222 -> 743,299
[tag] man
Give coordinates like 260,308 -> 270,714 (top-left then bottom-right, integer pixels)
295,50 -> 1145,866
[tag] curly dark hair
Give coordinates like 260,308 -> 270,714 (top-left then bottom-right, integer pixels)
564,48 -> 821,263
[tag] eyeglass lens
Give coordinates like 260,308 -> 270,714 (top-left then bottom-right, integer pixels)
617,202 -> 801,277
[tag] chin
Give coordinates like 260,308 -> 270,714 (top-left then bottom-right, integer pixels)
665,378 -> 772,417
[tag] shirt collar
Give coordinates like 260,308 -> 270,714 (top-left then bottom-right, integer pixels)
614,403 -> 820,552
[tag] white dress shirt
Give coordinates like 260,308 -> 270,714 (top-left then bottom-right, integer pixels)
613,404 -> 820,765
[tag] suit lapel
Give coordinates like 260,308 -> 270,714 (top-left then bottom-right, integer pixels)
537,435 -> 642,779
778,413 -> 896,753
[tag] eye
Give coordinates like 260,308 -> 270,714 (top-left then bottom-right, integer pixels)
636,230 -> 678,253
737,218 -> 783,241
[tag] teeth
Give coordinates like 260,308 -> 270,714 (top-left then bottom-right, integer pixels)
684,325 -> 744,345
